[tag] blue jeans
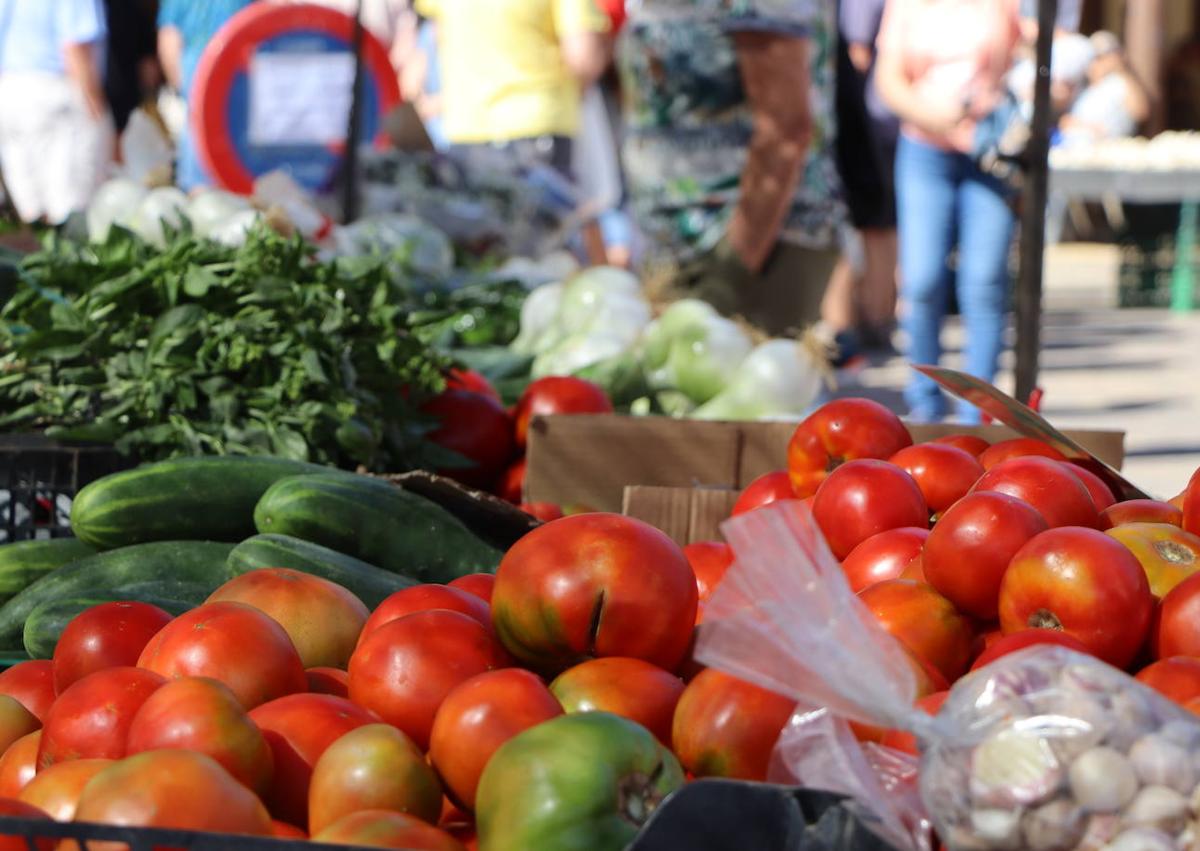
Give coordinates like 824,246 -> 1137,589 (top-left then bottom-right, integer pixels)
895,135 -> 1016,423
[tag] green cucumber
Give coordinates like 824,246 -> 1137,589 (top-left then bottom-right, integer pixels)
227,534 -> 416,609
70,456 -> 325,549
0,539 -> 97,602
24,595 -> 197,660
0,540 -> 235,645
254,474 -> 502,584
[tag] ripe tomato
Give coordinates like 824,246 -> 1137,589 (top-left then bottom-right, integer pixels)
491,514 -> 698,674
72,750 -> 273,837
0,698 -> 38,761
786,399 -> 912,498
1152,572 -> 1200,660
931,434 -> 990,457
38,667 -> 164,769
978,438 -> 1067,470
206,568 -> 369,669
357,585 -> 492,650
0,731 -> 39,798
446,368 -> 500,403
969,629 -> 1092,672
312,810 -> 467,850
923,492 -> 1048,620
971,457 -> 1099,530
1106,522 -> 1200,598
52,602 -> 172,695
125,677 -> 273,795
0,798 -> 51,851
308,724 -> 442,835
305,668 -> 349,698
812,460 -> 928,560
448,573 -> 496,604
731,471 -> 796,516
273,820 -> 307,839
0,662 -> 55,723
496,457 -> 526,504
672,669 -> 794,782
840,528 -> 928,594
682,541 -> 733,603
858,580 -> 974,683
1182,468 -> 1200,535
422,389 -> 516,489
900,554 -> 926,583
1062,463 -> 1117,512
248,693 -> 378,828
888,444 -> 983,516
999,527 -> 1153,668
513,377 -> 613,450
519,502 -> 565,522
878,691 -> 948,756
1136,657 -> 1200,706
17,758 -> 111,821
349,610 -> 509,750
550,657 -> 684,746
137,602 -> 306,710
1101,499 -> 1184,530
428,669 -> 562,811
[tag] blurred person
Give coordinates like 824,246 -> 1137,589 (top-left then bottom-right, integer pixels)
1058,32 -> 1150,145
1008,30 -> 1093,124
414,0 -> 612,178
875,0 -> 1023,423
102,0 -> 160,133
157,0 -> 256,190
618,0 -> 845,337
0,0 -> 113,224
400,17 -> 448,149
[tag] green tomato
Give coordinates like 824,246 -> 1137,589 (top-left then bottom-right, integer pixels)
475,712 -> 684,851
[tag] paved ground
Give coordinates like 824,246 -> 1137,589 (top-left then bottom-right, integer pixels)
831,244 -> 1200,500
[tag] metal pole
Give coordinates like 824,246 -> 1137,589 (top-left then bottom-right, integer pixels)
1014,0 -> 1058,406
341,0 -> 366,224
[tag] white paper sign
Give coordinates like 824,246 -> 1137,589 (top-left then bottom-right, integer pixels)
249,52 -> 356,146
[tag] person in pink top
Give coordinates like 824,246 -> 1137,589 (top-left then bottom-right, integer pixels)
875,0 -> 1023,423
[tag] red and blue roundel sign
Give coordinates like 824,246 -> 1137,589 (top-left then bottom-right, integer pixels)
191,3 -> 402,195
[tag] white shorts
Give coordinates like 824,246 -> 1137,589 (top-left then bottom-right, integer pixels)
0,73 -> 114,224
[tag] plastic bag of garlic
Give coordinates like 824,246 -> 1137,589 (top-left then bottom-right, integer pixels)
697,502 -> 1200,851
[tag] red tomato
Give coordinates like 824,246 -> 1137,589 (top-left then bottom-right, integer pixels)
878,691 -> 948,756
1000,527 -> 1153,668
309,724 -> 442,835
428,669 -> 562,811
888,444 -> 984,516
0,798 -> 51,851
348,610 -> 509,750
17,759 -> 110,821
682,541 -> 733,603
812,460 -> 928,560
1101,499 -> 1184,530
248,693 -> 379,828
491,514 -> 698,674
52,602 -> 172,695
0,731 -> 39,798
1136,657 -> 1200,706
519,502 -> 564,522
125,676 -> 273,795
422,389 -> 516,488
206,568 -> 369,669
496,457 -> 526,504
273,820 -> 308,839
446,368 -> 500,403
970,629 -> 1092,671
357,584 -> 492,649
513,377 -> 613,450
1152,572 -> 1200,660
0,698 -> 38,763
448,573 -> 496,604
1106,522 -> 1200,599
72,750 -> 273,837
978,437 -> 1067,470
1182,467 -> 1200,536
900,554 -> 926,583
731,471 -> 796,516
137,602 -> 307,710
858,580 -> 974,683
305,668 -> 350,698
550,657 -> 684,746
312,810 -> 467,850
0,662 -> 55,723
971,457 -> 1099,530
38,667 -> 164,769
931,434 -> 991,457
1062,463 -> 1117,512
671,669 -> 794,782
786,399 -> 912,498
923,492 -> 1048,620
840,528 -> 929,594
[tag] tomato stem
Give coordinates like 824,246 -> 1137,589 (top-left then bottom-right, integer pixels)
1027,608 -> 1063,631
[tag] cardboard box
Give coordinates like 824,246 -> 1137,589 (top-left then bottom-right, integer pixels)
524,414 -> 1127,542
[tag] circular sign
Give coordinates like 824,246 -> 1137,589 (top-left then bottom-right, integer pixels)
191,3 -> 402,195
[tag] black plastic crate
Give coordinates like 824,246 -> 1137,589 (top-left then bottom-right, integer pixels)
0,435 -> 133,543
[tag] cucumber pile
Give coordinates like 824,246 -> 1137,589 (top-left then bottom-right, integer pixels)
0,457 -> 504,659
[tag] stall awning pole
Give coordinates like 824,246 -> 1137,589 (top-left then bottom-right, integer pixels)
1014,0 -> 1058,406
341,0 -> 366,224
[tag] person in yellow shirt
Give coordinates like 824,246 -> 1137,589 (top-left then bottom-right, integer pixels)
415,0 -> 611,176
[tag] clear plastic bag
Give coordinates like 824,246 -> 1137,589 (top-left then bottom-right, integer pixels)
698,502 -> 1200,850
